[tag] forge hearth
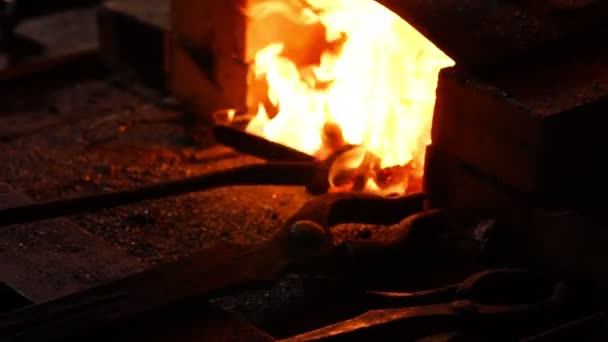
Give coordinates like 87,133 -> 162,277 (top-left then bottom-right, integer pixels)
169,0 -> 457,195
168,0 -> 608,197
2,0 -> 608,341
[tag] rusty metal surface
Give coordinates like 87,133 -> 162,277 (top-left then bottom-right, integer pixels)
0,74 -> 314,266
0,182 -> 144,303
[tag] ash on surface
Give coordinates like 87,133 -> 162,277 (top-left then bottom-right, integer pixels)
0,74 -> 311,265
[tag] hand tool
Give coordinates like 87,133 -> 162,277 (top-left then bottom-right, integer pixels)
0,125 -> 356,227
281,269 -> 570,342
0,192 -> 428,341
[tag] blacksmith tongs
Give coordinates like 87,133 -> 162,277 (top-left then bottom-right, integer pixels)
281,269 -> 570,342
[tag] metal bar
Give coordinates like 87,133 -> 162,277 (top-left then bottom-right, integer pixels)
0,162 -> 318,227
213,124 -> 316,162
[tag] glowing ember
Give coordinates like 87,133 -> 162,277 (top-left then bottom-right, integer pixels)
244,0 -> 454,194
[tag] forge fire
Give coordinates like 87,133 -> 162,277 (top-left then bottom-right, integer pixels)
243,0 -> 454,195
2,0 -> 608,340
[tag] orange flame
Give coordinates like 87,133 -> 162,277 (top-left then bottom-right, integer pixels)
244,0 -> 454,194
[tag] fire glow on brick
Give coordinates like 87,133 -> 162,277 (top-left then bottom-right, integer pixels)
243,0 -> 454,194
